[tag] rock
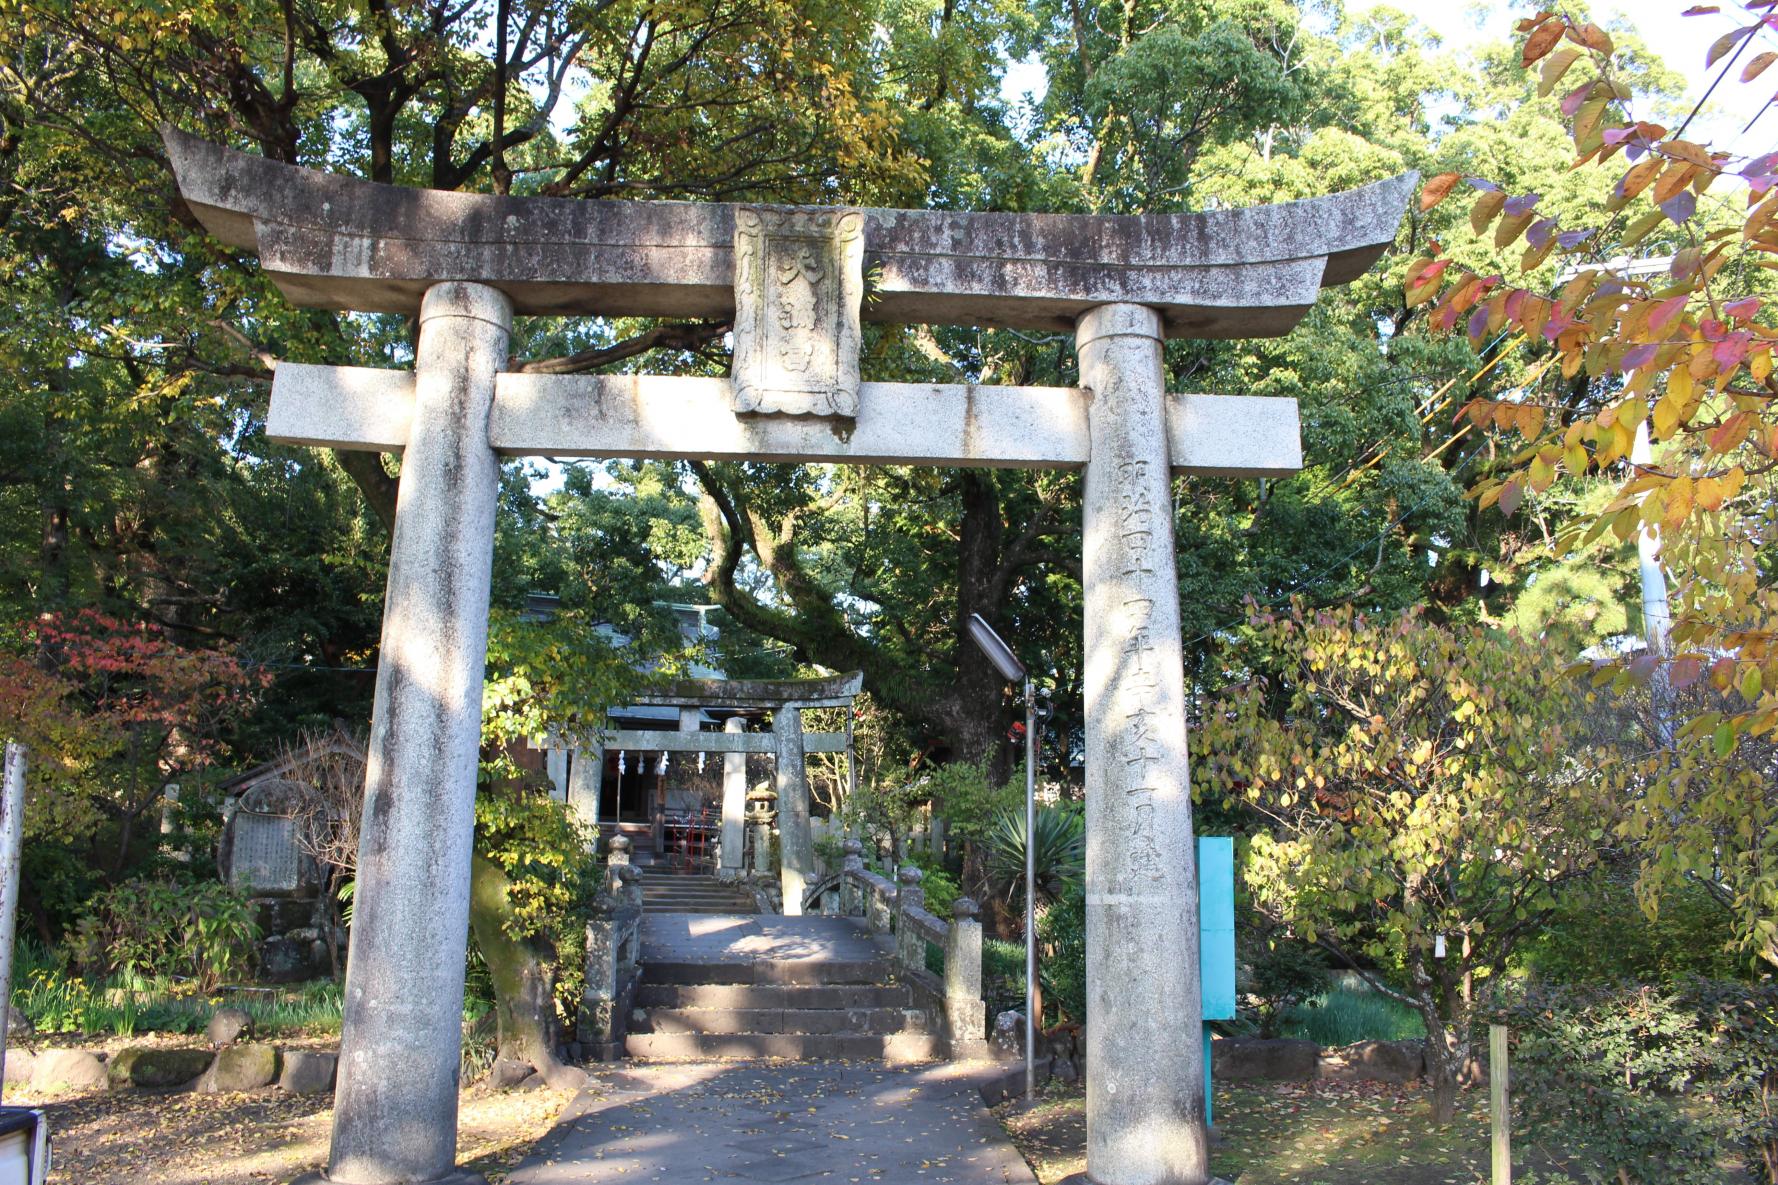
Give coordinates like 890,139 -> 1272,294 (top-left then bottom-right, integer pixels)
7,1006 -> 33,1038
202,1044 -> 279,1092
1052,1057 -> 1078,1083
278,1050 -> 337,1094
488,1058 -> 533,1089
207,1007 -> 255,1047
109,1046 -> 213,1090
1319,1039 -> 1425,1084
514,1071 -> 545,1091
1212,1037 -> 1319,1082
991,1010 -> 1027,1059
3,1050 -> 34,1086
257,935 -> 314,983
30,1049 -> 108,1094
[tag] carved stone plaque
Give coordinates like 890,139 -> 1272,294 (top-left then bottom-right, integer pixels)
230,811 -> 303,894
732,208 -> 865,419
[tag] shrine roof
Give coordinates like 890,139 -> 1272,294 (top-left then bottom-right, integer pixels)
162,129 -> 1414,339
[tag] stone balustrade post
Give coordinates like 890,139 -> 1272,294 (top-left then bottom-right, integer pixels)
318,281 -> 512,1185
895,866 -> 925,972
840,838 -> 865,917
945,897 -> 988,1059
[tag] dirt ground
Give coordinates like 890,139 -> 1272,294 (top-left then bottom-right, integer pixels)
996,1078 -> 1497,1185
9,1077 -> 574,1185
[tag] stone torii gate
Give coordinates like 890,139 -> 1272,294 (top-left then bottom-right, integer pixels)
162,129 -> 1410,1185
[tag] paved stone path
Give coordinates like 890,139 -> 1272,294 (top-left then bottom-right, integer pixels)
638,913 -> 892,966
506,1061 -> 1037,1184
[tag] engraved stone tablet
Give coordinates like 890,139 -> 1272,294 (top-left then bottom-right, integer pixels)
732,208 -> 864,419
231,811 -> 303,893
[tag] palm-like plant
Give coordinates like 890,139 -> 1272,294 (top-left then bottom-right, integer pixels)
986,803 -> 1085,922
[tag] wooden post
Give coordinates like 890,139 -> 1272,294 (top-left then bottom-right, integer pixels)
0,744 -> 27,1095
1490,1023 -> 1511,1185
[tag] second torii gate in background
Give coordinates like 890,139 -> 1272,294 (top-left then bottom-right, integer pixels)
163,128 -> 1410,1185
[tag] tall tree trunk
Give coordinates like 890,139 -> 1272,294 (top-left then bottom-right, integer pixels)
467,855 -> 584,1087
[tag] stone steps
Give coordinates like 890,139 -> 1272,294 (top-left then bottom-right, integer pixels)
641,958 -> 891,986
638,873 -> 756,915
634,1006 -> 928,1035
624,1031 -> 943,1063
636,982 -> 913,1010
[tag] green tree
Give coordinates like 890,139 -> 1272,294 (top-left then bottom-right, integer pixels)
1196,605 -> 1609,1124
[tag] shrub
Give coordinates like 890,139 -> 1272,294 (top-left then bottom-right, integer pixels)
73,877 -> 259,990
905,849 -> 961,918
1491,980 -> 1778,1185
1241,937 -> 1332,1038
1038,880 -> 1087,1026
985,803 -> 1085,917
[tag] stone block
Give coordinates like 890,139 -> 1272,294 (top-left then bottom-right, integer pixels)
1318,1039 -> 1425,1084
202,1044 -> 279,1092
31,1049 -> 108,1094
1212,1037 -> 1319,1082
108,1045 -> 213,1089
2,1050 -> 34,1086
277,1050 -> 337,1094
976,1056 -> 1051,1107
207,1007 -> 255,1047
990,1010 -> 1026,1060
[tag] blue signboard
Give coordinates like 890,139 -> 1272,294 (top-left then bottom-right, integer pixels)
1198,836 -> 1235,1126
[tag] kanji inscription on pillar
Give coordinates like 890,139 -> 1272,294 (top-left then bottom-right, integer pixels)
732,207 -> 865,419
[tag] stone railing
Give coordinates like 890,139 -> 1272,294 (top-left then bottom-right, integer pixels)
578,836 -> 644,1061
809,839 -> 988,1060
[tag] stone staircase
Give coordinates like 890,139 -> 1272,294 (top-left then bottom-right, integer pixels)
639,871 -> 758,914
623,914 -> 943,1063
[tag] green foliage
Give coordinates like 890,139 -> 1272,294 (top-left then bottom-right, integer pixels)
71,877 -> 259,992
1037,880 -> 1087,1026
1491,980 -> 1778,1185
1198,604 -> 1610,1116
1516,868 -> 1745,984
905,849 -> 961,918
984,802 -> 1085,918
921,761 -> 1019,848
11,939 -> 341,1037
1241,935 -> 1331,1039
1279,977 -> 1425,1047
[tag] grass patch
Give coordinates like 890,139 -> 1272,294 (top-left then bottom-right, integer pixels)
1279,975 -> 1423,1046
11,939 -> 344,1039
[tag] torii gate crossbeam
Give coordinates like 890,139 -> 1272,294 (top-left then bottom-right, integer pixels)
162,128 -> 1411,1185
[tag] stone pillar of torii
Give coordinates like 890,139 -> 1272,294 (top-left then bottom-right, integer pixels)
163,129 -> 1410,1185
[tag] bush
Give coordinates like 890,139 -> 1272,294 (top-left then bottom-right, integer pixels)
985,803 -> 1084,917
72,877 -> 259,990
1515,869 -> 1745,983
905,849 -> 961,918
1241,936 -> 1331,1038
1491,979 -> 1778,1185
1038,880 -> 1087,1026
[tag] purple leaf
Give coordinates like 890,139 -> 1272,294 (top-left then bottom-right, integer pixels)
1527,217 -> 1558,248
1468,305 -> 1491,341
1742,151 -> 1778,177
1561,83 -> 1592,117
1557,228 -> 1595,249
1716,333 -> 1751,369
1725,296 -> 1763,318
1466,176 -> 1501,192
1505,192 -> 1542,217
1603,127 -> 1638,146
1621,343 -> 1658,370
1661,191 -> 1698,224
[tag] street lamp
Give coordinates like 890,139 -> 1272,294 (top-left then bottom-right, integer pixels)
966,613 -> 1038,1100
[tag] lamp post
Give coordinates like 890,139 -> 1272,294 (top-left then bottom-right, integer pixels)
966,613 -> 1038,1100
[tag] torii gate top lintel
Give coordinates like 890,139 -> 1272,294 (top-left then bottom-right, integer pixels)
162,128 -> 1414,340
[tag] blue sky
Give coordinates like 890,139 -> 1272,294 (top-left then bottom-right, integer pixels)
1346,1 -> 1768,156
